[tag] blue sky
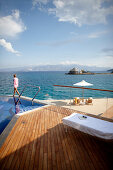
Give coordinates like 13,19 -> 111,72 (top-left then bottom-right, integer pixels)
0,0 -> 113,69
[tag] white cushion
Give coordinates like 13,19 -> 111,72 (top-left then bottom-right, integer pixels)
62,113 -> 113,139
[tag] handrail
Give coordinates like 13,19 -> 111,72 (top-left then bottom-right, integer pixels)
53,85 -> 113,92
19,85 -> 40,102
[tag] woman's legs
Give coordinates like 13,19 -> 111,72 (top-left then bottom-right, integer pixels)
16,89 -> 20,96
13,88 -> 16,96
14,88 -> 20,96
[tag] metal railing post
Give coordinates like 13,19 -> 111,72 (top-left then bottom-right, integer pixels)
32,87 -> 40,102
19,85 -> 27,98
18,85 -> 40,103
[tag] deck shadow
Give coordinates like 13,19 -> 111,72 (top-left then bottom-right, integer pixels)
0,106 -> 113,170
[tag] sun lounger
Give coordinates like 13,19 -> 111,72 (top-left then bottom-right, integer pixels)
73,97 -> 85,105
62,113 -> 113,140
86,97 -> 93,105
73,97 -> 80,105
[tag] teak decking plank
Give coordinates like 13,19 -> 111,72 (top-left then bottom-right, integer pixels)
56,112 -> 69,170
42,110 -> 47,170
54,112 -> 66,170
75,130 -> 96,170
6,113 -> 31,170
0,116 -> 25,170
0,105 -> 113,170
18,112 -> 35,170
77,133 -> 96,170
55,113 -> 67,170
60,124 -> 82,169
47,109 -> 53,170
38,110 -> 45,170
23,112 -> 36,170
28,111 -> 40,170
66,130 -> 83,170
58,113 -> 78,167
59,114 -> 82,170
51,110 -> 58,170
57,114 -> 72,170
0,116 -> 23,158
82,134 -> 104,169
89,136 -> 110,169
14,112 -> 34,170
33,111 -> 41,170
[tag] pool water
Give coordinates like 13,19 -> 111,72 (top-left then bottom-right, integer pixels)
0,96 -> 44,134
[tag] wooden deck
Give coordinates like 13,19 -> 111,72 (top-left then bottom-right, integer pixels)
0,105 -> 113,170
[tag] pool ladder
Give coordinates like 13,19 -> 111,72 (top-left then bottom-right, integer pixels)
19,85 -> 40,104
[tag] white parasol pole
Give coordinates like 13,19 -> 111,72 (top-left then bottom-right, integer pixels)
73,80 -> 93,101
82,88 -> 84,101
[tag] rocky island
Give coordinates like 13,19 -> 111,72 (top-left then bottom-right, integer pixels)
66,68 -> 113,75
108,69 -> 113,73
66,68 -> 94,75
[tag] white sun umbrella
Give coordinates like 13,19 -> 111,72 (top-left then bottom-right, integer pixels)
73,80 -> 93,99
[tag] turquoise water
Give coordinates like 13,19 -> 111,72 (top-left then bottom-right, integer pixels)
0,96 -> 44,134
0,71 -> 113,99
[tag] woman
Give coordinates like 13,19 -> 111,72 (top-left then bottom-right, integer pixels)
13,74 -> 20,96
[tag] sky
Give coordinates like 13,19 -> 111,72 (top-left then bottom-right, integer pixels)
0,0 -> 113,70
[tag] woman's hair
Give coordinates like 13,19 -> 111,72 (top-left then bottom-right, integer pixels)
13,74 -> 16,77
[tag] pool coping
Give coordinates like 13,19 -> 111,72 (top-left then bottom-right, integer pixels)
0,95 -> 51,148
0,115 -> 19,148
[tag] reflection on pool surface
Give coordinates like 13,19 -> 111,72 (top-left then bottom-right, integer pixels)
0,96 -> 44,134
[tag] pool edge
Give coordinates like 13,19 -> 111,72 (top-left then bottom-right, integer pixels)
0,95 -> 51,148
0,115 -> 19,148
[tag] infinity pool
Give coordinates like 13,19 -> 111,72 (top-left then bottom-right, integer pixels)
0,96 -> 44,134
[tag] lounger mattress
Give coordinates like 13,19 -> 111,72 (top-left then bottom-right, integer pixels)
62,113 -> 113,139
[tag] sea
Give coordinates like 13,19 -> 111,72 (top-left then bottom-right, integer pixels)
0,71 -> 113,100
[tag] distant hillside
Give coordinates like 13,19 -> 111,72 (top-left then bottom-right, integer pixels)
108,69 -> 113,72
0,64 -> 112,72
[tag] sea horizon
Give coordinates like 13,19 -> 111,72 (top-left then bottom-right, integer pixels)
0,71 -> 113,100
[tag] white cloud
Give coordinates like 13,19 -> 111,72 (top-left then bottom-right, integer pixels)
37,37 -> 79,46
54,0 -> 65,8
101,47 -> 113,59
0,10 -> 26,38
104,55 -> 113,67
60,60 -> 98,67
102,48 -> 113,53
0,39 -> 21,56
60,57 -> 113,68
88,30 -> 108,38
33,0 -> 49,6
60,60 -> 79,65
105,55 -> 113,58
33,0 -> 113,26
